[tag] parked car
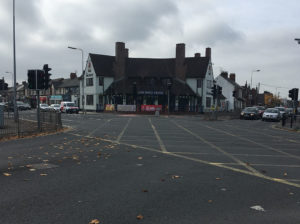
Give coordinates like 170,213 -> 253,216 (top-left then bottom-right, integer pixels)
17,101 -> 31,110
240,107 -> 260,120
262,108 -> 281,121
50,104 -> 61,112
40,104 -> 50,111
60,101 -> 79,114
274,107 -> 286,118
254,106 -> 265,118
285,108 -> 294,117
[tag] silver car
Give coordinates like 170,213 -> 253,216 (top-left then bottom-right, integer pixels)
50,104 -> 61,112
40,104 -> 50,111
262,108 -> 280,121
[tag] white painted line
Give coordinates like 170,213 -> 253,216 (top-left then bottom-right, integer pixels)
116,118 -> 132,143
171,120 -> 262,175
148,118 -> 168,153
67,132 -> 300,188
87,119 -> 112,137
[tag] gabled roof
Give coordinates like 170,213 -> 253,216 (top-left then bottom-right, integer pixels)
126,58 -> 175,78
185,57 -> 209,78
219,75 -> 241,89
90,54 -> 115,77
57,78 -> 79,88
88,53 -> 210,79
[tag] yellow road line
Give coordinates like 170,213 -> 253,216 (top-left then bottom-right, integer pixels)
204,125 -> 300,160
116,118 -> 132,143
171,120 -> 262,175
67,132 -> 300,188
148,118 -> 168,153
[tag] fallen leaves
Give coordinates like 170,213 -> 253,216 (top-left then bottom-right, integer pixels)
137,156 -> 143,160
136,214 -> 144,220
142,189 -> 148,193
208,200 -> 213,203
250,205 -> 265,212
171,175 -> 181,179
3,173 -> 12,176
215,177 -> 221,180
89,219 -> 100,224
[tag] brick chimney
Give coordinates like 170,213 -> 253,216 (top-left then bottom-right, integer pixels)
220,71 -> 228,79
205,47 -> 211,58
114,42 -> 127,80
194,53 -> 201,58
229,73 -> 236,82
70,73 -> 77,79
175,43 -> 186,81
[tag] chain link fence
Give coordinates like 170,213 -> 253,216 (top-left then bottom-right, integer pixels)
0,108 -> 62,139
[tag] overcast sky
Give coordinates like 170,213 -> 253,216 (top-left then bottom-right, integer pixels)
1,0 -> 300,97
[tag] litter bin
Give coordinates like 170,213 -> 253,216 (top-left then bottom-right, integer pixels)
0,105 -> 4,128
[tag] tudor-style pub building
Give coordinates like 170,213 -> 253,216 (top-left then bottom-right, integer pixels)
79,42 -> 214,112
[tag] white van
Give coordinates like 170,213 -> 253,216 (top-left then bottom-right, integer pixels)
60,101 -> 79,114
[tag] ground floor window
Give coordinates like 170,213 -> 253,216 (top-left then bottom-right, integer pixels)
206,97 -> 211,108
86,95 -> 94,105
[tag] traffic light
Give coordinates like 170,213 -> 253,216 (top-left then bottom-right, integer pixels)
289,88 -> 299,101
37,70 -> 45,89
294,88 -> 299,101
28,70 -> 37,89
211,84 -> 217,99
232,90 -> 236,97
217,85 -> 222,95
43,64 -> 52,90
0,79 -> 3,90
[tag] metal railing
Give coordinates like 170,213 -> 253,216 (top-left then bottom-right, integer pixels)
281,115 -> 300,130
0,109 -> 62,139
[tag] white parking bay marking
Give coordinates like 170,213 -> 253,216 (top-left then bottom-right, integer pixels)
148,118 -> 168,153
116,118 -> 132,143
87,119 -> 112,137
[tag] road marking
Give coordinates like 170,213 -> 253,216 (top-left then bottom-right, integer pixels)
224,123 -> 300,144
171,120 -> 262,175
87,119 -> 112,137
209,162 -> 300,168
203,124 -> 300,161
116,118 -> 132,143
171,152 -> 291,158
66,132 -> 300,188
148,118 -> 168,153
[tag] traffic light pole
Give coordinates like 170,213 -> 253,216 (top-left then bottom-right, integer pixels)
37,89 -> 41,131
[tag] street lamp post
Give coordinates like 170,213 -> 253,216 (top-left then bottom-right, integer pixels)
5,72 -> 13,87
250,69 -> 260,89
12,0 -> 17,122
68,46 -> 84,113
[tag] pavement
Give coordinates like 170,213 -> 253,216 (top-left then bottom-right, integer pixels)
1,111 -> 300,223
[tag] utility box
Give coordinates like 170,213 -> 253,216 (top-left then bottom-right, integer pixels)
0,105 -> 4,128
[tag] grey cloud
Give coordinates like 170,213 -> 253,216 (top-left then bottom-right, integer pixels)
187,21 -> 245,46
